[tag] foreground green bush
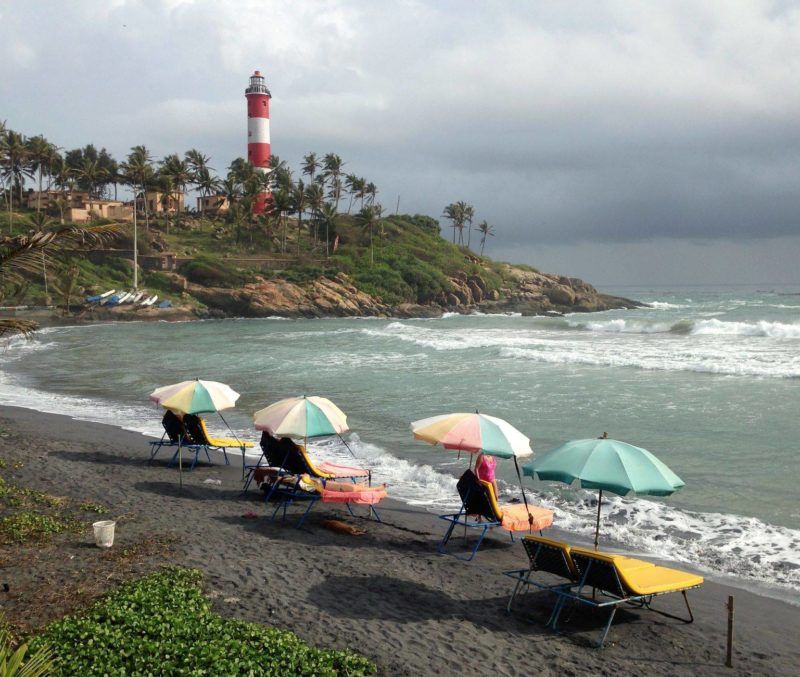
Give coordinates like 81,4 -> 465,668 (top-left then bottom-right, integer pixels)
31,568 -> 375,676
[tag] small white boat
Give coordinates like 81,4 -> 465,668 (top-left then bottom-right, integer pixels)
99,289 -> 116,299
141,295 -> 158,307
116,292 -> 132,304
131,291 -> 144,304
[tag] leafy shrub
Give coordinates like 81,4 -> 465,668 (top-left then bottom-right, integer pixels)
31,569 -> 375,676
0,512 -> 81,544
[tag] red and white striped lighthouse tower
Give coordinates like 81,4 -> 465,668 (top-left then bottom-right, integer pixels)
245,70 -> 272,214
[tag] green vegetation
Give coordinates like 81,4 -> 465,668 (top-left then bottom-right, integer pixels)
0,477 -> 84,544
77,502 -> 108,514
30,568 -> 375,676
1,121 -> 519,317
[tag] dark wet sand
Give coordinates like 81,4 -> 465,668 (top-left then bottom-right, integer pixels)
1,405 -> 797,675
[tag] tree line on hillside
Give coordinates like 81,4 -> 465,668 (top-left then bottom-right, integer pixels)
0,121 -> 497,260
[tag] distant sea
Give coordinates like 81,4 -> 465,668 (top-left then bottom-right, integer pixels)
2,284 -> 799,598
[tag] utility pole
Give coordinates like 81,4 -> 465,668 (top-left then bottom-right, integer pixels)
133,197 -> 138,290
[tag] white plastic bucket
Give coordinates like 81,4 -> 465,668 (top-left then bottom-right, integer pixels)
92,520 -> 116,548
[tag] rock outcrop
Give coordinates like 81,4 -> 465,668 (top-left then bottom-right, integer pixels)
177,266 -> 638,319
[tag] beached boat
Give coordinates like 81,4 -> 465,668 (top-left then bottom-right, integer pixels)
85,289 -> 115,303
141,295 -> 158,307
131,291 -> 144,304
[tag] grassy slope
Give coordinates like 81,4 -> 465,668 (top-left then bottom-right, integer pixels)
2,208 -> 530,310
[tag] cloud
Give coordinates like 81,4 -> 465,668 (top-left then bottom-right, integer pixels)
2,0 -> 800,272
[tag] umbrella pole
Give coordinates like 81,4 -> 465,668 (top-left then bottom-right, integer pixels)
178,434 -> 183,492
337,433 -> 358,458
513,457 -> 533,532
218,412 -> 246,478
594,489 -> 603,549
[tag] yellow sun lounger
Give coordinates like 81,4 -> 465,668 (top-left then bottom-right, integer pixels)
438,470 -> 554,561
183,415 -> 253,468
504,535 -> 703,647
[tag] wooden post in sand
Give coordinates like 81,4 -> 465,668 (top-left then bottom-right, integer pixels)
725,595 -> 735,668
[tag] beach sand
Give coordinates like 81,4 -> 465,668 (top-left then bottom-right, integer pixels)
1,405 -> 797,675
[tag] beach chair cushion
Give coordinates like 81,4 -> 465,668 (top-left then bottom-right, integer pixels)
522,535 -> 577,579
480,479 -> 555,531
301,475 -> 387,505
198,418 -> 253,448
317,460 -> 370,478
500,504 -> 556,532
570,547 -> 703,596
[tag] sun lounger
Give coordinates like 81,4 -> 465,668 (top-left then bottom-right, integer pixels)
182,414 -> 254,469
267,473 -> 387,528
149,411 -> 202,463
249,432 -> 370,491
438,470 -> 554,561
503,535 -> 704,647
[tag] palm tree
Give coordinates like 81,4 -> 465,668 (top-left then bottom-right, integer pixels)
75,158 -> 108,220
1,130 -> 33,233
124,146 -> 154,232
322,153 -> 344,209
0,223 -> 120,337
461,201 -> 475,248
159,154 -> 190,230
26,135 -> 55,214
185,149 -> 214,215
365,181 -> 378,207
269,188 -> 292,253
301,152 -> 319,183
355,205 -> 378,265
291,179 -> 308,255
476,220 -> 495,255
97,148 -> 118,200
318,201 -> 338,258
304,181 -> 325,246
442,202 -> 462,244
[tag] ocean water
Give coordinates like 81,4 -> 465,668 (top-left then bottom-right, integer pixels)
1,285 -> 799,598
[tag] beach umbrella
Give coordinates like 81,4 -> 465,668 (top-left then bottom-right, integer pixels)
523,434 -> 684,548
253,395 -> 349,439
149,379 -> 241,489
410,412 -> 533,459
411,411 -> 535,522
149,379 -> 240,414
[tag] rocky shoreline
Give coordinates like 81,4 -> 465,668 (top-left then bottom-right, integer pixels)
7,266 -> 640,326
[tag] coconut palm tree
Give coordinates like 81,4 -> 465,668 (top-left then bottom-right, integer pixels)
159,154 -> 190,230
185,149 -> 215,215
304,181 -> 325,246
123,146 -> 155,232
355,205 -> 379,265
270,188 -> 292,253
365,181 -> 378,207
322,153 -> 344,209
318,201 -> 338,258
26,135 -> 55,214
74,158 -> 108,220
301,152 -> 319,183
291,179 -> 308,255
1,130 -> 33,233
442,202 -> 462,244
476,219 -> 495,255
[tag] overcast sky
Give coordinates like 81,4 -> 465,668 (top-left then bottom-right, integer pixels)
2,0 -> 800,287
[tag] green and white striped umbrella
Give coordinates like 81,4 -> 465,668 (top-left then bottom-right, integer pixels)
253,396 -> 349,439
411,412 -> 532,458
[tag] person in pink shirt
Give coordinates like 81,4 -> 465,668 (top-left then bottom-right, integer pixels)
474,451 -> 498,497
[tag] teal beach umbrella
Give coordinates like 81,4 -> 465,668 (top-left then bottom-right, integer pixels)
523,434 -> 684,548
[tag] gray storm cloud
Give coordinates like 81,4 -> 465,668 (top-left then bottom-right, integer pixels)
2,0 -> 799,284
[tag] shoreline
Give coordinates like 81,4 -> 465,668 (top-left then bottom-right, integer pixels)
1,405 -> 798,675
1,378 -> 799,605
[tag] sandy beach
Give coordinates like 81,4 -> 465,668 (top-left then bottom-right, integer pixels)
1,404 -> 797,675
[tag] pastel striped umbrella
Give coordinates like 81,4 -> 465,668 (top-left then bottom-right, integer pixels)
410,412 -> 533,459
149,379 -> 240,415
253,396 -> 349,439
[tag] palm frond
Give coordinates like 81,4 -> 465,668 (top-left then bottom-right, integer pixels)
0,319 -> 39,338
0,223 -> 122,285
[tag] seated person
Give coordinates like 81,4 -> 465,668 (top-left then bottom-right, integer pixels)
474,451 -> 498,496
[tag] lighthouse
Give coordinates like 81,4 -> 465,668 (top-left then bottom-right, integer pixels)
245,70 -> 272,214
